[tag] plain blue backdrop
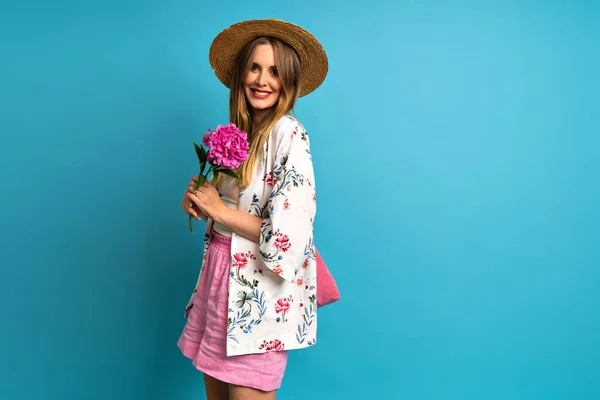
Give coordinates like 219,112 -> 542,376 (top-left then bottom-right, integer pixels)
1,1 -> 599,399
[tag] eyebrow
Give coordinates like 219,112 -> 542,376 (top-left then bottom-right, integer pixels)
251,62 -> 277,68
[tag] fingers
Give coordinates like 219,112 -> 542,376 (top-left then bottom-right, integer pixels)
184,196 -> 203,220
197,181 -> 214,192
183,176 -> 204,221
187,205 -> 200,220
188,184 -> 212,196
187,176 -> 212,194
183,203 -> 198,220
186,191 -> 204,206
187,186 -> 202,196
186,193 -> 209,221
187,176 -> 200,191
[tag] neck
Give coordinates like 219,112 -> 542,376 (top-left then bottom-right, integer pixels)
251,108 -> 269,128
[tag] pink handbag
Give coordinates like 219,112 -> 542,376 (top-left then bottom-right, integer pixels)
315,247 -> 341,308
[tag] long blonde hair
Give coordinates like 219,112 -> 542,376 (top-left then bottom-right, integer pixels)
215,36 -> 301,190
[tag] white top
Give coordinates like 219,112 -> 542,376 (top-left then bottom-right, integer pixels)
212,177 -> 240,237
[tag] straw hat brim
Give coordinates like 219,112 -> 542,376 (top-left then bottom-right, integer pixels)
209,19 -> 328,97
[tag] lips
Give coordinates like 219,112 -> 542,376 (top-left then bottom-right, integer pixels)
251,88 -> 272,99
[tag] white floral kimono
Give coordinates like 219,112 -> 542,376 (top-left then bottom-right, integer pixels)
185,114 -> 318,357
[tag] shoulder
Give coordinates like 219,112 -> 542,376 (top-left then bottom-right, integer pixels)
270,114 -> 309,153
271,114 -> 307,141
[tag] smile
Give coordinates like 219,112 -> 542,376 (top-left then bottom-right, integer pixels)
251,89 -> 272,99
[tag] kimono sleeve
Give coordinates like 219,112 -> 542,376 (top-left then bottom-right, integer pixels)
259,121 -> 316,282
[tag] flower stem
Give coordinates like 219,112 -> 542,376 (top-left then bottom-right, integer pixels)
188,169 -> 208,232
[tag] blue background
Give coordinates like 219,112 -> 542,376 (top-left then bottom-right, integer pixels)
1,1 -> 599,399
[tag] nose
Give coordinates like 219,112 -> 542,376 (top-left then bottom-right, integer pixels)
256,70 -> 268,86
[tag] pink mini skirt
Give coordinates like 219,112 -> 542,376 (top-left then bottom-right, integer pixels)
177,231 -> 288,392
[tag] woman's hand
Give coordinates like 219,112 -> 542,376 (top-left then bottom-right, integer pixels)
186,180 -> 228,224
182,176 -> 207,221
184,178 -> 263,243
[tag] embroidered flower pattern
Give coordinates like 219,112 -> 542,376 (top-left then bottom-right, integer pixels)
275,296 -> 292,323
272,266 -> 283,276
231,251 -> 258,289
260,339 -> 284,352
232,253 -> 248,269
263,172 -> 278,187
273,234 -> 291,252
296,294 -> 316,344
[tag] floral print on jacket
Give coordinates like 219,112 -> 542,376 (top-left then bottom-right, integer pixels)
184,115 -> 318,357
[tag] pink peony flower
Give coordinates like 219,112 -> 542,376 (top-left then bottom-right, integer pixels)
188,123 -> 249,232
202,123 -> 249,170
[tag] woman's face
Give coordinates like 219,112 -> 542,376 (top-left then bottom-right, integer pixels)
243,44 -> 282,113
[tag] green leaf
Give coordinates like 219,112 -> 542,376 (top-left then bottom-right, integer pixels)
193,142 -> 207,164
216,169 -> 240,180
212,171 -> 219,183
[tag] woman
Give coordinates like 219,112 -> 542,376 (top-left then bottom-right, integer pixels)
177,19 -> 328,400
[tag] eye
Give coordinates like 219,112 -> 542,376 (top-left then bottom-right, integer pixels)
271,68 -> 279,76
250,63 -> 259,71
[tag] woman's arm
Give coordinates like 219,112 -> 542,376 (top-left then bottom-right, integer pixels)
185,183 -> 262,243
217,208 -> 262,243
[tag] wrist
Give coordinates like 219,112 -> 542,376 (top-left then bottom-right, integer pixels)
215,205 -> 232,226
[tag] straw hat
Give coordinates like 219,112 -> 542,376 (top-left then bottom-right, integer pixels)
209,19 -> 328,97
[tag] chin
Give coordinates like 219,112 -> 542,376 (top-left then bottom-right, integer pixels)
254,104 -> 275,111
249,100 -> 276,111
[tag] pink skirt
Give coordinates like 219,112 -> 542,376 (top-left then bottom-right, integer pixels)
177,231 -> 288,392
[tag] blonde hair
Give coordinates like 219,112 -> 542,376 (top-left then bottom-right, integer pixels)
214,36 -> 301,190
